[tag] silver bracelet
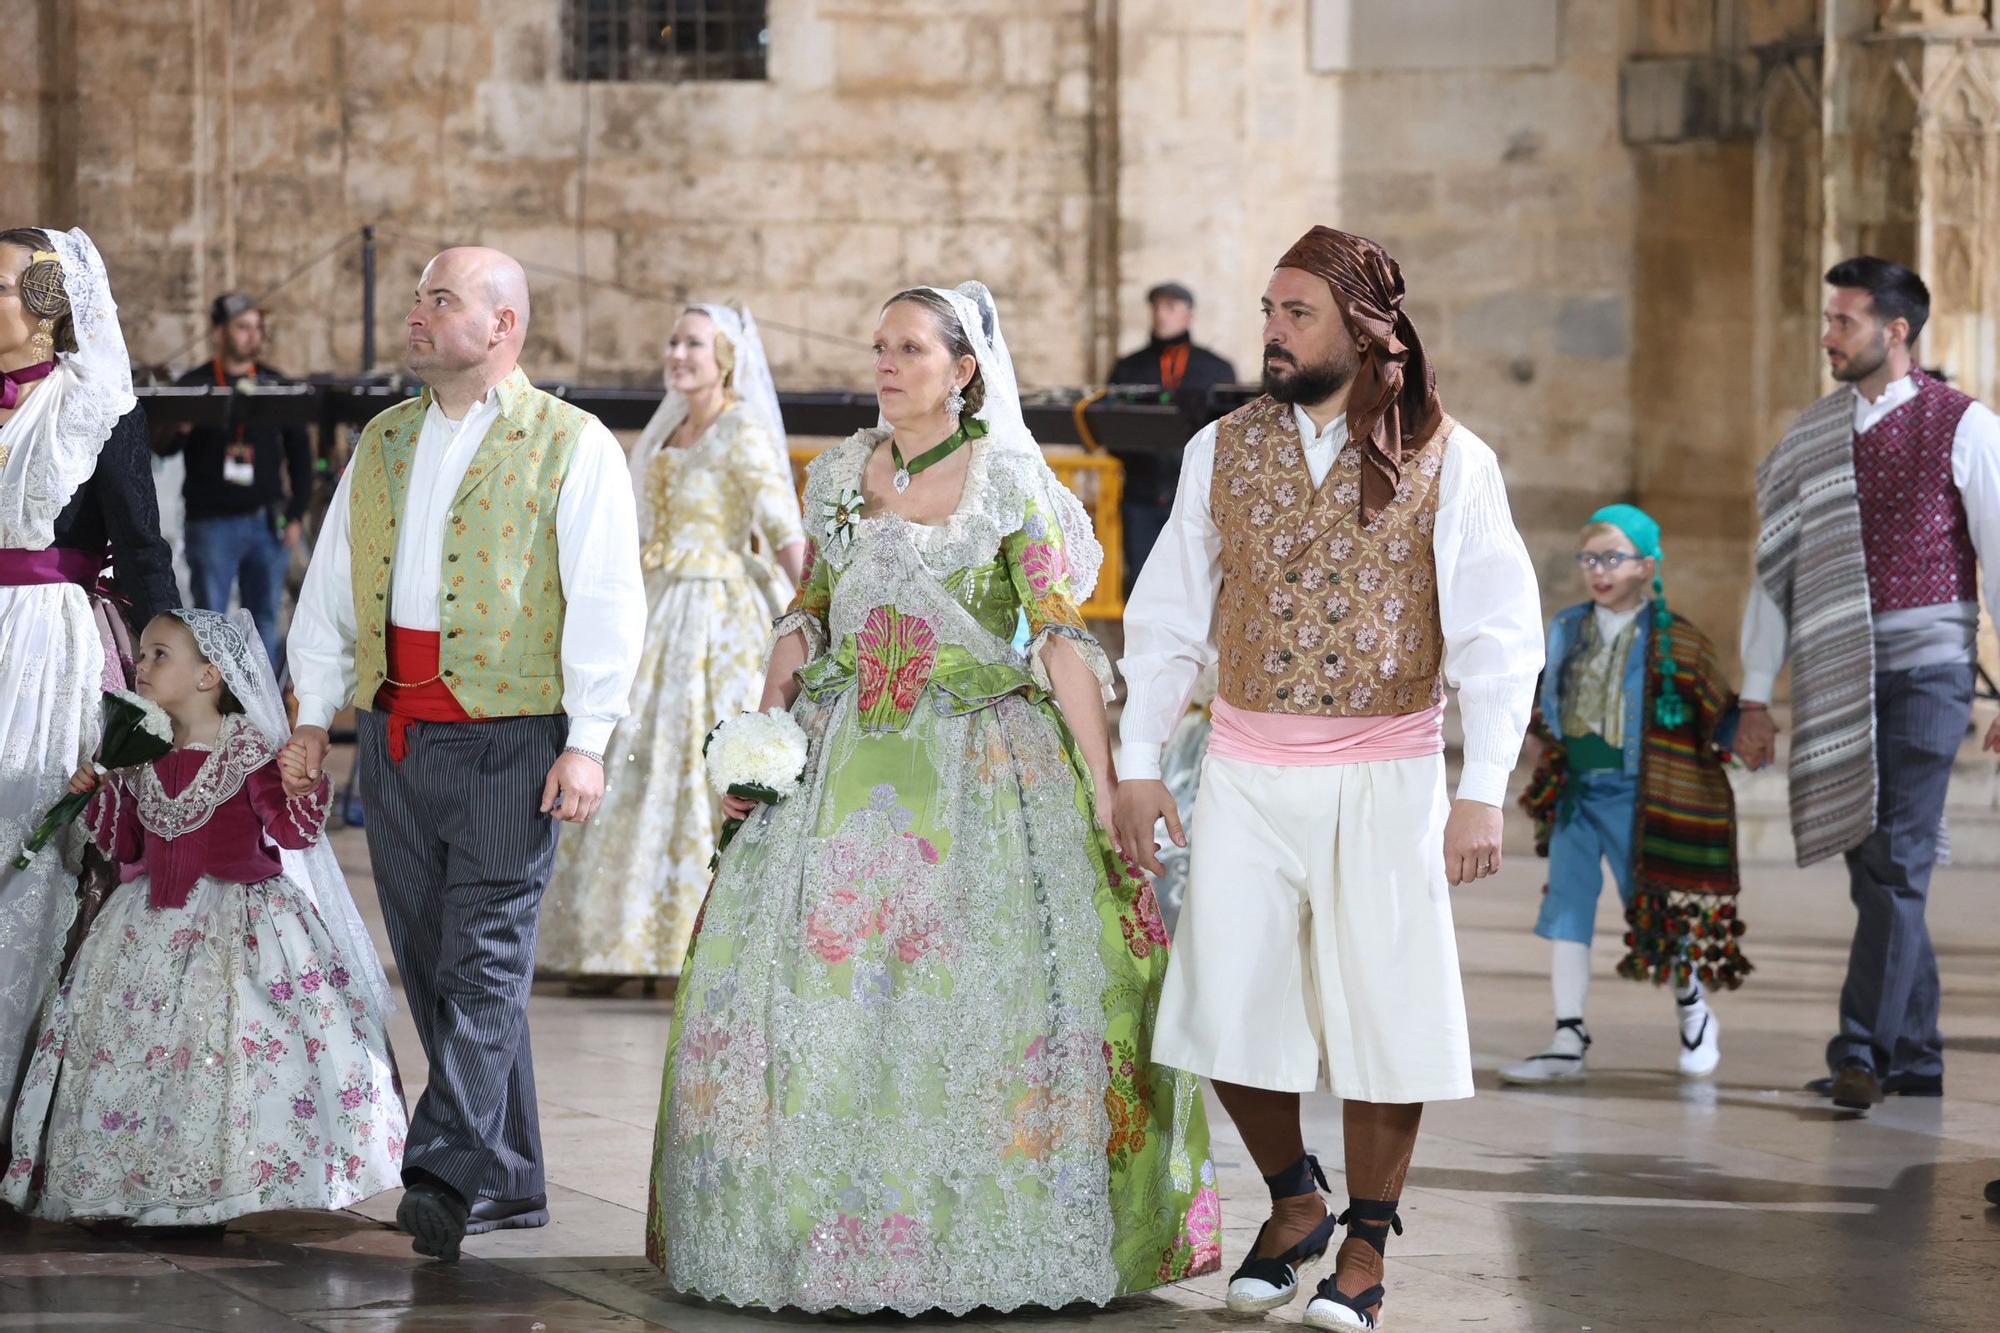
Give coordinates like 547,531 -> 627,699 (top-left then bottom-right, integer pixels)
564,745 -> 604,765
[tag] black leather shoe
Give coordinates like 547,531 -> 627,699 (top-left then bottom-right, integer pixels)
1985,1179 -> 2000,1207
1807,1070 -> 1942,1098
465,1192 -> 550,1235
1831,1063 -> 1883,1110
397,1180 -> 470,1262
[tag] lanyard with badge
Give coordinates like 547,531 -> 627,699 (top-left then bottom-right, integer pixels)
216,358 -> 258,487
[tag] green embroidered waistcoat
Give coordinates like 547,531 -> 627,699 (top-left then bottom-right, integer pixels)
347,368 -> 587,717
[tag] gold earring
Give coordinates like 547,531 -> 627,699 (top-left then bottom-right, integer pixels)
28,319 -> 54,363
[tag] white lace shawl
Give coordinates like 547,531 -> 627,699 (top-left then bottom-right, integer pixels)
790,430 -> 1114,699
0,227 -> 135,549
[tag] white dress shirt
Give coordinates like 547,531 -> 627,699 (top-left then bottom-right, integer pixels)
290,385 -> 647,755
1118,404 -> 1545,806
1739,373 -> 2000,700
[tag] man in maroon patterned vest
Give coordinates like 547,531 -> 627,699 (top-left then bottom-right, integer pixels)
1738,257 -> 2000,1112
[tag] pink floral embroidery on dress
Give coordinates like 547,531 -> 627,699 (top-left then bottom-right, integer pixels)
1017,539 -> 1068,599
806,888 -> 879,966
1120,880 -> 1170,959
855,607 -> 938,722
1183,1185 -> 1223,1272
880,881 -> 954,965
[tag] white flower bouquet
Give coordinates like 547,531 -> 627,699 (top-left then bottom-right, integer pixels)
703,707 -> 810,869
14,689 -> 176,869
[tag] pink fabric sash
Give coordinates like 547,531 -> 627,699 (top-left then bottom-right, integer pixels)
1208,697 -> 1446,767
0,546 -> 107,587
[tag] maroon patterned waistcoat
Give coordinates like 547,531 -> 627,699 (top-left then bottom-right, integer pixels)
1853,371 -> 1977,615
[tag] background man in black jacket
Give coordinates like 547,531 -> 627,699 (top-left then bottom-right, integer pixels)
1107,281 -> 1238,590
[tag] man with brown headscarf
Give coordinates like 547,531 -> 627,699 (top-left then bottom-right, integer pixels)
1113,227 -> 1543,1329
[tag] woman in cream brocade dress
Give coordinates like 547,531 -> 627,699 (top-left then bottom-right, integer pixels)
538,306 -> 805,985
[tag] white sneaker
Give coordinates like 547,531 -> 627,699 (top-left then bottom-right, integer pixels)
1678,1003 -> 1720,1077
1498,1020 -> 1589,1086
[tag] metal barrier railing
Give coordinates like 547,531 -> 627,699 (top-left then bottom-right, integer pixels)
135,380 -> 1168,621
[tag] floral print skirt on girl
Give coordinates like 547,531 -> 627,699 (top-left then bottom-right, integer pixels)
3,872 -> 407,1224
4,720 -> 405,1225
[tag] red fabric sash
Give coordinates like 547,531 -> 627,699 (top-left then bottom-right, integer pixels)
0,546 -> 108,587
377,626 -> 474,763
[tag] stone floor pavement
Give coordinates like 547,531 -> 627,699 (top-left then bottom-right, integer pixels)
4,762 -> 1999,1330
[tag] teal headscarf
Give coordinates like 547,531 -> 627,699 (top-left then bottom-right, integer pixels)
1590,503 -> 1660,560
1587,503 -> 1688,730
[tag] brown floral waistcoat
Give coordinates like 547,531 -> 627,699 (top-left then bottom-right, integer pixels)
1210,395 -> 1451,717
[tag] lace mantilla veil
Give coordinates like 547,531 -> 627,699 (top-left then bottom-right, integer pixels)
629,302 -> 798,544
168,609 -> 398,1026
0,226 -> 137,547
929,280 -> 1105,602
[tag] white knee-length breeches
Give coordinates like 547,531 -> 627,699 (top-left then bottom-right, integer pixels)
1153,752 -> 1474,1103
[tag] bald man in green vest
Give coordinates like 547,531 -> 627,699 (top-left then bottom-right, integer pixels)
287,246 -> 647,1261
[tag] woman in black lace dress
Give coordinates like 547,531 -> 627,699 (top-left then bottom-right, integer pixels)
0,226 -> 176,1138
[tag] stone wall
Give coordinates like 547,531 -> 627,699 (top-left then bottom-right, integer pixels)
2,1 -> 60,224
1615,0 -> 1827,656
1114,0 -> 1643,605
27,0 -> 1105,392
46,0 -> 1993,672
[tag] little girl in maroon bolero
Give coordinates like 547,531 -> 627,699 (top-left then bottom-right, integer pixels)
3,609 -> 405,1227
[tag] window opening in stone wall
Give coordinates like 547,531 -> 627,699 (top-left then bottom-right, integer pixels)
563,0 -> 770,82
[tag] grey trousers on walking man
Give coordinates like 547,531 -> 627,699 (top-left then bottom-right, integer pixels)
1828,662 -> 1973,1082
358,709 -> 566,1204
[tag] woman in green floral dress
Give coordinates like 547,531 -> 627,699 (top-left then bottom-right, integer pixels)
645,282 -> 1219,1315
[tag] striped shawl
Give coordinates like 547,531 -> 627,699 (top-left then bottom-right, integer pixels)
1754,390 -> 1877,866
1523,612 -> 1752,989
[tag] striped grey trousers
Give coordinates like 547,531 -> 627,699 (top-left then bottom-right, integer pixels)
357,709 -> 565,1203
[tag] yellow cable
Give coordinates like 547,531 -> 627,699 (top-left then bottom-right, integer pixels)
1072,388 -> 1108,454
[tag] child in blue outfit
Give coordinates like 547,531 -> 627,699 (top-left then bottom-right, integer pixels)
1506,505 -> 1747,1085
